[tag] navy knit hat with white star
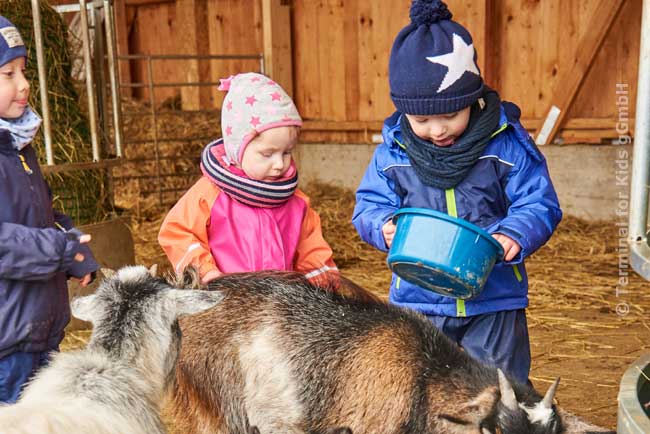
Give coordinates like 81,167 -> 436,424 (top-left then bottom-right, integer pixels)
389,0 -> 484,115
0,16 -> 27,68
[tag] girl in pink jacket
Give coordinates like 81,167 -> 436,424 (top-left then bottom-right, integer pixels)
158,73 -> 339,288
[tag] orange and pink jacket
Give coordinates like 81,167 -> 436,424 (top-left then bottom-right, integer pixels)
158,176 -> 339,288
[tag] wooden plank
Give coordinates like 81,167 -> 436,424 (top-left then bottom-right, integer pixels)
176,0 -> 211,110
302,120 -> 384,131
535,0 -> 626,145
206,0 -> 262,110
262,0 -> 294,97
343,0 -> 360,121
113,0 -> 132,97
356,0 -> 373,121
293,0 -> 321,119
570,0 -> 641,120
482,0 -> 500,88
522,117 -> 635,130
317,0 -> 347,142
302,118 -> 629,135
125,0 -> 174,6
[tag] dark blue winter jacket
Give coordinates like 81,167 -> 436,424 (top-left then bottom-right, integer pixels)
0,130 -> 98,359
352,103 -> 562,317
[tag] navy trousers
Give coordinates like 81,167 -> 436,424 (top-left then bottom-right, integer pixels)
427,308 -> 531,385
0,350 -> 54,403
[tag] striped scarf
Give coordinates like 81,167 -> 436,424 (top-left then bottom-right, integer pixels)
200,140 -> 298,208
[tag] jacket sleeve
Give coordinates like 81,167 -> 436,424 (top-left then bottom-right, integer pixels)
52,208 -> 99,279
493,138 -> 563,263
0,221 -> 84,281
352,145 -> 401,252
158,177 -> 220,278
293,191 -> 340,290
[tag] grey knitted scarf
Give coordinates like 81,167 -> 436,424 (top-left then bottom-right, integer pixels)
400,88 -> 502,189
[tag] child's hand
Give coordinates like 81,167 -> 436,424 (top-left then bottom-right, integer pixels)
492,233 -> 521,261
77,273 -> 93,287
74,234 -> 92,262
201,269 -> 222,284
382,221 -> 397,248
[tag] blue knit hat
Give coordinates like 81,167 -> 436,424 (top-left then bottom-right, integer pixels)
0,16 -> 27,68
389,0 -> 483,115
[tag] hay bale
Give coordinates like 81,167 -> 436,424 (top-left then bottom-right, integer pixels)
0,0 -> 111,224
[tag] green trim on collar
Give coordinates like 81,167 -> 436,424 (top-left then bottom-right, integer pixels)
393,136 -> 406,150
490,122 -> 508,138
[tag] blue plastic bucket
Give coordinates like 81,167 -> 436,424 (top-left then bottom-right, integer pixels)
387,208 -> 504,299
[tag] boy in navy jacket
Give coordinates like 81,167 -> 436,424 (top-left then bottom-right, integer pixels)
0,16 -> 98,402
352,0 -> 561,384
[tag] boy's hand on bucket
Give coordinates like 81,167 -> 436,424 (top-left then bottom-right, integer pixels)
491,233 -> 521,262
382,221 -> 397,248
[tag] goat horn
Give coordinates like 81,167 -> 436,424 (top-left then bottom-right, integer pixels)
149,264 -> 158,277
541,377 -> 561,408
497,369 -> 518,410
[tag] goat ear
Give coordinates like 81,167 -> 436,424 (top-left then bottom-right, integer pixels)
437,386 -> 499,433
71,294 -> 99,323
166,289 -> 223,317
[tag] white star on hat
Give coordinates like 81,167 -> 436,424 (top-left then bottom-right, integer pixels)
426,33 -> 480,93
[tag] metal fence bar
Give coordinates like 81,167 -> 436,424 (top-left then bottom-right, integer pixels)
113,172 -> 199,180
121,109 -> 220,116
114,156 -> 201,163
146,57 -> 163,205
31,0 -> 54,165
630,0 -> 650,280
92,6 -> 109,148
140,187 -> 195,195
79,0 -> 101,161
119,81 -> 224,88
104,0 -> 123,157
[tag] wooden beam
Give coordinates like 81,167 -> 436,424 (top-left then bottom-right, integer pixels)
523,117 -> 635,131
113,0 -> 132,97
302,120 -> 384,131
125,0 -> 174,6
302,118 -> 629,133
176,0 -> 212,110
535,0 -> 626,145
262,0 -> 294,97
482,0 -> 499,88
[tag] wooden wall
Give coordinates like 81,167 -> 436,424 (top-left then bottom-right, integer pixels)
92,0 -> 645,142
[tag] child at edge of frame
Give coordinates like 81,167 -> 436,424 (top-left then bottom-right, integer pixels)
352,0 -> 562,385
158,72 -> 341,290
0,15 -> 99,403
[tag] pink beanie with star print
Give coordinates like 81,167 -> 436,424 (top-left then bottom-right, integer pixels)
219,72 -> 302,165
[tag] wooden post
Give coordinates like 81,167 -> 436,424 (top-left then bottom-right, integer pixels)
535,0 -> 626,145
113,0 -> 132,97
176,0 -> 212,110
481,0 -> 499,89
262,0 -> 294,97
